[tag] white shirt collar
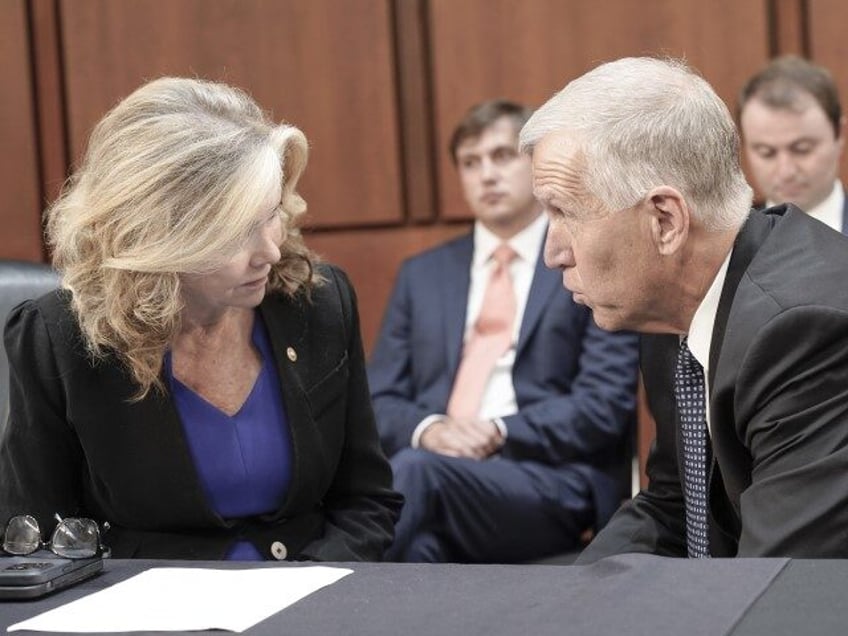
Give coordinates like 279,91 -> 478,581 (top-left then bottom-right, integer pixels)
686,250 -> 732,373
472,213 -> 547,267
768,180 -> 844,233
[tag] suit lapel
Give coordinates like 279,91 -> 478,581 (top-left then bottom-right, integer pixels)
706,207 -> 781,553
131,374 -> 224,525
258,295 -> 314,514
442,235 -> 473,377
708,207 -> 778,388
517,241 -> 560,355
841,189 -> 848,236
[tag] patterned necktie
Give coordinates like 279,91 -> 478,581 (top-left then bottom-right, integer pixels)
674,337 -> 711,558
446,244 -> 517,419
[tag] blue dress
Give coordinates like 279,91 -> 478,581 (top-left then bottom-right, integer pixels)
165,313 -> 292,560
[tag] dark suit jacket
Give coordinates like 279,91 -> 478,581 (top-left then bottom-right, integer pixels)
368,231 -> 639,528
580,205 -> 848,560
0,265 -> 402,561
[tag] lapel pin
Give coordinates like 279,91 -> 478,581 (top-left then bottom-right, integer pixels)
286,347 -> 298,362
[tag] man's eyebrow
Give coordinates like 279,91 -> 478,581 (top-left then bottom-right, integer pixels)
533,188 -> 558,205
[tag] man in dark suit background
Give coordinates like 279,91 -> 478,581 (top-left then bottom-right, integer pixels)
521,56 -> 848,560
368,100 -> 640,563
739,55 -> 847,234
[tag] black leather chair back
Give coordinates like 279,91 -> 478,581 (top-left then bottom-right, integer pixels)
1,260 -> 60,431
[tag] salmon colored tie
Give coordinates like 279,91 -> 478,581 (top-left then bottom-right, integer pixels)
447,244 -> 518,418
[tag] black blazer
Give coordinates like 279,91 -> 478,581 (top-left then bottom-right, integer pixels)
0,264 -> 402,560
580,205 -> 848,560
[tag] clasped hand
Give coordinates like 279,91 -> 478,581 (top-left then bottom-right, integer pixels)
419,417 -> 503,459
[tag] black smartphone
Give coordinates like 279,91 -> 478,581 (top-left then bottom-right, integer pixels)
0,554 -> 103,600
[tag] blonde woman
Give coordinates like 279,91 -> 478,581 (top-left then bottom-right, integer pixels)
0,77 -> 401,561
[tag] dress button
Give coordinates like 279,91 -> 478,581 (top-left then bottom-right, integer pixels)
271,541 -> 288,560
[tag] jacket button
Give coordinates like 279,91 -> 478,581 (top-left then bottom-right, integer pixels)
271,541 -> 288,560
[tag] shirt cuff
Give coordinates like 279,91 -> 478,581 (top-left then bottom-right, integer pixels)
492,417 -> 508,439
411,414 -> 447,448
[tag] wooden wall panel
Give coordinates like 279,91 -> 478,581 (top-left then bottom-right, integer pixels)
429,0 -> 771,220
304,224 -> 470,353
0,0 -> 44,260
30,0 -> 69,211
770,0 -> 807,56
807,0 -> 848,188
637,385 -> 657,491
58,0 -> 404,229
393,0 -> 438,223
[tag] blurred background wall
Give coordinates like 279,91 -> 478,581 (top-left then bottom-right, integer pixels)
2,0 -> 843,480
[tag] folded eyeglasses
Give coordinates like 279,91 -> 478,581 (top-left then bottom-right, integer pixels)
2,514 -> 109,559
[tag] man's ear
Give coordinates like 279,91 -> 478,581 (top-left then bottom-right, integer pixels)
645,185 -> 690,256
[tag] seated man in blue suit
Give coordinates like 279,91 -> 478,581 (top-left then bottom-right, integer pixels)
739,55 -> 847,234
368,100 -> 640,562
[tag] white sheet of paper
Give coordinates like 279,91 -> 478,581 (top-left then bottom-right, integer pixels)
8,565 -> 353,633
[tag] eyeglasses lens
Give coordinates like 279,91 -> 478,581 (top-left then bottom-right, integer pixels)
2,515 -> 41,555
51,518 -> 99,558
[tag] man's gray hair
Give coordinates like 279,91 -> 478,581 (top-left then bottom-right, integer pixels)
520,57 -> 752,231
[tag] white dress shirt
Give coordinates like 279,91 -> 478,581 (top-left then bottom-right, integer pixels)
685,251 -> 732,434
411,213 -> 547,447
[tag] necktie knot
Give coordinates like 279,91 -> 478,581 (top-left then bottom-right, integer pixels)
491,244 -> 517,268
677,337 -> 701,376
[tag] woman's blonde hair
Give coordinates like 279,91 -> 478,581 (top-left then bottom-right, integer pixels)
46,76 -> 321,398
